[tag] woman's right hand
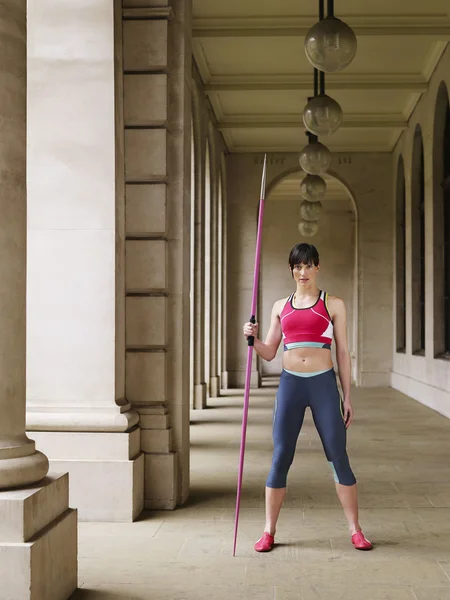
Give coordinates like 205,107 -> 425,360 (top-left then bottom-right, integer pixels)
243,322 -> 259,339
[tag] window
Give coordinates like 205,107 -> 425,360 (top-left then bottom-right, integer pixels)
396,156 -> 406,352
444,101 -> 450,352
411,126 -> 425,354
433,82 -> 450,357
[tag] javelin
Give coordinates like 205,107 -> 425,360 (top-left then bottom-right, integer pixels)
232,154 -> 267,556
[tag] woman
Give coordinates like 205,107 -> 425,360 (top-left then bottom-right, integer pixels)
243,242 -> 372,553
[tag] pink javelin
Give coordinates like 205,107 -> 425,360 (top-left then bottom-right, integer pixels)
233,154 -> 267,556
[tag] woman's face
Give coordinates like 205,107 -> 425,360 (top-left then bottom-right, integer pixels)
290,262 -> 319,286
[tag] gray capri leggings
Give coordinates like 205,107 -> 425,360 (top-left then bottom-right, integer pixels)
266,368 -> 356,488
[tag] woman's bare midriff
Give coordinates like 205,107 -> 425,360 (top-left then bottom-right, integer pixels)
282,347 -> 333,373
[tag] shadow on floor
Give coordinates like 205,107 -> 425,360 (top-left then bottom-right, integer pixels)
71,590 -> 126,599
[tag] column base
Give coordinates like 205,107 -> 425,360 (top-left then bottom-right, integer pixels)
26,405 -> 139,432
0,448 -> 49,490
0,473 -> 77,600
27,430 -> 144,521
209,375 -> 221,398
144,452 -> 178,510
193,383 -> 207,409
227,370 -> 261,389
221,371 -> 229,390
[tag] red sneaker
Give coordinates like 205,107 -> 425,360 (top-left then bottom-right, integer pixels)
254,532 -> 275,552
351,531 -> 373,550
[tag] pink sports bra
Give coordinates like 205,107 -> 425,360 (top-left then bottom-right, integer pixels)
280,290 -> 333,351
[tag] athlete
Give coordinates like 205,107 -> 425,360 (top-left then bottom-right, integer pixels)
243,243 -> 372,552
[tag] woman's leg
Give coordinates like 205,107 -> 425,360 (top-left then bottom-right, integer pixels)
264,487 -> 286,536
308,370 -> 361,534
264,371 -> 307,536
334,482 -> 361,534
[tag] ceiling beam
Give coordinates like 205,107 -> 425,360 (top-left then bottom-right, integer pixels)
193,15 -> 450,38
204,74 -> 427,93
218,115 -> 406,130
228,145 -> 393,153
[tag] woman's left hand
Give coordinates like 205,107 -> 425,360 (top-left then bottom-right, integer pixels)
343,400 -> 354,429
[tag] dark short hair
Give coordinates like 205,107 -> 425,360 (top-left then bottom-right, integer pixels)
288,243 -> 320,269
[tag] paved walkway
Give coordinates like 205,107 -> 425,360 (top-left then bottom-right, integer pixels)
73,385 -> 450,599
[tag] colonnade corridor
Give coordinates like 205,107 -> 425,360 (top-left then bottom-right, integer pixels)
73,384 -> 450,599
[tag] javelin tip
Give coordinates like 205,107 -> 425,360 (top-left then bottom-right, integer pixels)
260,153 -> 268,200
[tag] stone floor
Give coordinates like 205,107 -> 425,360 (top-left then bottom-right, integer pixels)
72,384 -> 450,599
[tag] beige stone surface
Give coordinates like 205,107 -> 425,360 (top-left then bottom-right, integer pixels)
141,428 -> 172,453
123,20 -> 168,71
392,44 -> 450,418
73,384 -> 450,598
0,473 -> 68,543
126,296 -> 166,347
28,429 -> 140,461
0,509 -> 77,600
0,474 -> 77,600
124,74 -> 167,126
144,452 -> 177,510
124,129 -> 167,181
125,183 -> 167,235
126,352 -> 166,404
126,239 -> 167,291
50,453 -> 144,522
139,413 -> 170,429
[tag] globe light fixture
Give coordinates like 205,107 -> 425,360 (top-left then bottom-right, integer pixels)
303,93 -> 343,136
300,174 -> 327,202
304,0 -> 357,73
299,140 -> 332,175
298,220 -> 319,237
300,200 -> 323,222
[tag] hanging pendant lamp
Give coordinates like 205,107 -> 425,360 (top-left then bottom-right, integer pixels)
299,136 -> 332,175
300,174 -> 327,202
303,69 -> 343,136
305,0 -> 357,73
300,199 -> 323,221
298,220 -> 319,237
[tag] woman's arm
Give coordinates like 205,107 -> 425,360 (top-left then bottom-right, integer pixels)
329,296 -> 354,428
243,300 -> 283,362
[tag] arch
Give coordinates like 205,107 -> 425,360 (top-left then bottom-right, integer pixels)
266,166 -> 359,220
395,155 -> 406,352
411,125 -> 425,354
432,81 -> 450,356
262,167 -> 360,384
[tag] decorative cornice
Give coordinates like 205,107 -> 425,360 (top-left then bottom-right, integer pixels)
217,114 -> 407,130
193,15 -> 450,38
203,74 -> 428,93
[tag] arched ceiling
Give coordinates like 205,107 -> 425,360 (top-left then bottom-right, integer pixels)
192,0 -> 450,153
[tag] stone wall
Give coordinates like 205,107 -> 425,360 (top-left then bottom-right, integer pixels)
226,153 -> 393,388
261,195 -> 356,378
392,44 -> 450,419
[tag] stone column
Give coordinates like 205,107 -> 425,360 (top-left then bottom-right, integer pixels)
26,0 -> 143,521
220,172 -> 229,388
209,169 -> 221,397
122,0 -> 192,507
0,0 -> 47,493
0,3 -> 77,596
193,114 -> 207,408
